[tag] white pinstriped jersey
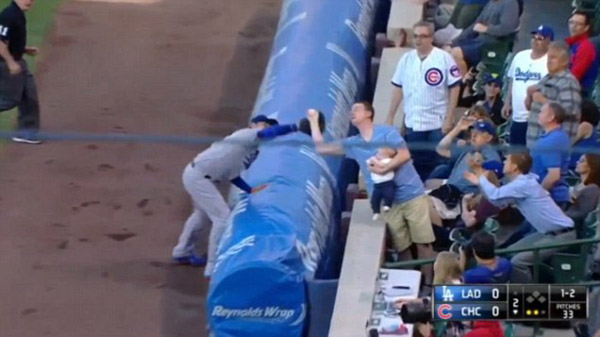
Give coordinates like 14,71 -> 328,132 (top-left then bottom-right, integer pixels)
391,47 -> 461,131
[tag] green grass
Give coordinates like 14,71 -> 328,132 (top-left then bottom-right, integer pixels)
0,0 -> 64,132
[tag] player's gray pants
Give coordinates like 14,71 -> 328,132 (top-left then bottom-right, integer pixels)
0,59 -> 40,131
173,164 -> 230,276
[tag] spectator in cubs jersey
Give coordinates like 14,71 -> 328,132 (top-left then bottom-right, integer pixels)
386,20 -> 461,180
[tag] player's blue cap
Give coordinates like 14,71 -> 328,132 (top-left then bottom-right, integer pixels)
251,115 -> 278,126
483,160 -> 504,179
473,119 -> 497,137
531,25 -> 554,41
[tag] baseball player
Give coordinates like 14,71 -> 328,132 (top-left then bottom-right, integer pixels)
385,20 -> 461,180
172,115 -> 298,278
0,0 -> 42,144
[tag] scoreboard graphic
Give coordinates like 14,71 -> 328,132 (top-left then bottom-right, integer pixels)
433,285 -> 588,321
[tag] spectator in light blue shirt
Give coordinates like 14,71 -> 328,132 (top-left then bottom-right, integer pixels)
306,102 -> 436,283
464,151 -> 575,280
531,102 -> 571,206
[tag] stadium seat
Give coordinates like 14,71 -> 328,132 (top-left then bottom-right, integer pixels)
496,120 -> 510,145
478,34 -> 516,75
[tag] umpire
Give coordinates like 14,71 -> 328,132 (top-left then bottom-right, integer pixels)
0,0 -> 41,144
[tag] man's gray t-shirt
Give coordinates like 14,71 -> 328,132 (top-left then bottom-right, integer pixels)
192,128 -> 259,181
447,144 -> 500,194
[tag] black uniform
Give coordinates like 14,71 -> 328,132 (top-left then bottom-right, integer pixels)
0,1 -> 40,134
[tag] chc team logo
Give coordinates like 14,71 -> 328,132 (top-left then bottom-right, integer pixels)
450,65 -> 460,78
438,304 -> 453,319
425,68 -> 444,86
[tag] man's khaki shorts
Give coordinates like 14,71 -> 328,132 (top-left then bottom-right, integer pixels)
382,194 -> 435,252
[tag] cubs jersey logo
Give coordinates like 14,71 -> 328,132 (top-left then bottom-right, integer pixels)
450,65 -> 460,78
424,68 -> 444,86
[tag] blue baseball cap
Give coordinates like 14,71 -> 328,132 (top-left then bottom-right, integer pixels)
531,25 -> 554,41
483,160 -> 504,179
251,114 -> 278,126
473,119 -> 497,137
484,73 -> 502,86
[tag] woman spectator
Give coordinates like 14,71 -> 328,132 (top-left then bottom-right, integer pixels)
571,100 -> 599,170
459,74 -> 505,126
432,252 -> 463,337
566,154 -> 600,225
433,251 -> 464,284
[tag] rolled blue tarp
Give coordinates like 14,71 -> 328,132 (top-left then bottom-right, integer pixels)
207,0 -> 378,336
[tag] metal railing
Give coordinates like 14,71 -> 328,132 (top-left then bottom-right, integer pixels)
384,235 -> 600,282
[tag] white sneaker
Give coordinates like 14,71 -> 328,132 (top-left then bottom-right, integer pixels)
12,136 -> 42,144
372,214 -> 380,221
383,206 -> 391,212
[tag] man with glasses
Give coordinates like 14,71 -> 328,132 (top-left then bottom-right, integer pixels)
566,11 -> 598,97
427,117 -> 500,227
525,41 -> 581,147
502,25 -> 553,146
385,21 -> 461,180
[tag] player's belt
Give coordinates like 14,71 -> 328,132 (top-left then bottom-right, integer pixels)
545,227 -> 574,236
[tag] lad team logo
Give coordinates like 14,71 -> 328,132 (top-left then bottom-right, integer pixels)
425,68 -> 444,86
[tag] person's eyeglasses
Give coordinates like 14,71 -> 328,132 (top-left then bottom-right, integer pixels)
531,35 -> 545,41
413,34 -> 431,39
568,19 -> 586,26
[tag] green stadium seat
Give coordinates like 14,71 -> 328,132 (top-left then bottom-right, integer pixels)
480,35 -> 515,75
496,120 -> 510,145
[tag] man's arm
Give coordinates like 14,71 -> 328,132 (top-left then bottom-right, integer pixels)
502,80 -> 513,119
541,168 -> 561,191
230,176 -> 252,193
436,118 -> 471,158
307,109 -> 345,155
368,147 -> 411,175
386,86 -> 404,126
257,124 -> 298,140
478,175 -> 522,205
572,122 -> 592,145
570,42 -> 596,81
0,41 -> 19,75
443,85 -> 460,134
484,1 -> 520,37
532,91 -> 549,105
557,78 -> 582,118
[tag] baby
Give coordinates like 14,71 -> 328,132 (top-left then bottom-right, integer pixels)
367,148 -> 397,220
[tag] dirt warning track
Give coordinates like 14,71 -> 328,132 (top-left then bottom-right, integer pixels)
0,0 -> 280,336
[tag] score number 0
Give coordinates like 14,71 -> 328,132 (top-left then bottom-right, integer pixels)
492,288 -> 501,318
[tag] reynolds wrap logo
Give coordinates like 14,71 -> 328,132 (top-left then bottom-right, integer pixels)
212,305 -> 306,325
514,67 -> 542,83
